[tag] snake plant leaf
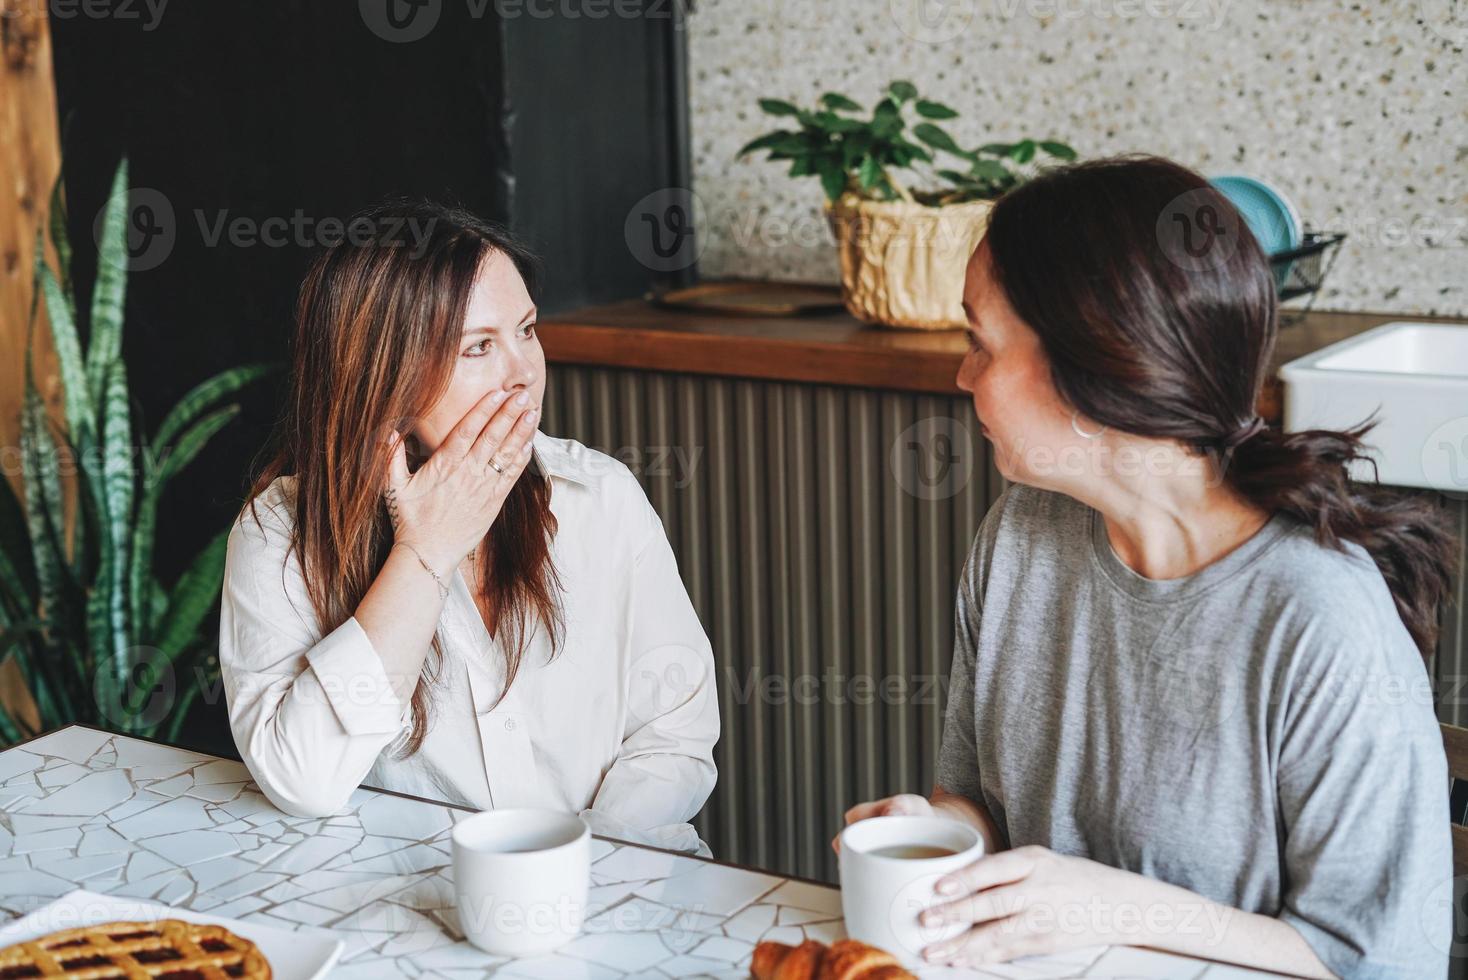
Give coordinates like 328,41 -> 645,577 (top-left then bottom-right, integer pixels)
0,545 -> 34,627
83,446 -> 117,716
87,159 -> 131,412
48,169 -> 73,302
162,680 -> 200,743
151,364 -> 273,455
156,404 -> 241,487
0,474 -> 38,610
35,236 -> 92,438
153,529 -> 229,663
130,402 -> 241,635
100,360 -> 134,681
3,161 -> 265,748
20,387 -> 66,626
147,577 -> 168,637
0,616 -> 73,723
0,696 -> 24,744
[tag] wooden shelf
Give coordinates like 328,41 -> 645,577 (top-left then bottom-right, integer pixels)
541,298 -> 1467,422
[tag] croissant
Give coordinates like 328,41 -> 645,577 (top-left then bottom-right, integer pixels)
750,938 -> 917,980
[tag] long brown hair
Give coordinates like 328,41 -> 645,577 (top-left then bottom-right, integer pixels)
247,201 -> 564,756
982,154 -> 1456,658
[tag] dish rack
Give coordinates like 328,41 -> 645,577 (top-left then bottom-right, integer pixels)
1272,231 -> 1346,325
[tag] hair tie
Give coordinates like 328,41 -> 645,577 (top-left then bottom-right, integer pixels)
1217,415 -> 1267,451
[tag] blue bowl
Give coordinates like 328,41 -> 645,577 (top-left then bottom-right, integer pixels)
1209,175 -> 1302,255
1209,175 -> 1303,292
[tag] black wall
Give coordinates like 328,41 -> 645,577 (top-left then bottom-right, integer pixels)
505,3 -> 693,309
46,0 -> 690,752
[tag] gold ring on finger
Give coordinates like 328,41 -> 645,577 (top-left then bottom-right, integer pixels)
487,455 -> 507,475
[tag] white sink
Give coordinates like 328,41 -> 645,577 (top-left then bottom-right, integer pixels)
1280,321 -> 1468,492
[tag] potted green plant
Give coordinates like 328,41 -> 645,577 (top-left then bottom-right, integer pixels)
738,81 -> 1076,330
0,159 -> 272,746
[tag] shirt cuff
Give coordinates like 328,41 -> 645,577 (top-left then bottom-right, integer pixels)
578,808 -> 712,858
306,616 -> 408,737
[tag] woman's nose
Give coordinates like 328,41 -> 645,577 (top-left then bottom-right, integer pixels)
503,351 -> 538,390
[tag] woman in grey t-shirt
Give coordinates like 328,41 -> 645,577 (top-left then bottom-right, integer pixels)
839,156 -> 1455,978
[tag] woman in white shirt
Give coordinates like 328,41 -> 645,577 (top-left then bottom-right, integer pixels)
219,202 -> 720,855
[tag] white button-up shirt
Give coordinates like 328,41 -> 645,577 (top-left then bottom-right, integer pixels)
219,432 -> 720,855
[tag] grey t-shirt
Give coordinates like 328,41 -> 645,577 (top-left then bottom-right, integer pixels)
935,484 -> 1451,978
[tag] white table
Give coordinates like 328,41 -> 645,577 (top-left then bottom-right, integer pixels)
0,725 -> 1278,978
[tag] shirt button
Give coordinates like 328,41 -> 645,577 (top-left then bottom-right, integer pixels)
504,718 -> 516,731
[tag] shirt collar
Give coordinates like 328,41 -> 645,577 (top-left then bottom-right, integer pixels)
531,430 -> 593,488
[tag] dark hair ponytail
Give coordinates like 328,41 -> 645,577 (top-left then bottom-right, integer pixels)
982,153 -> 1456,658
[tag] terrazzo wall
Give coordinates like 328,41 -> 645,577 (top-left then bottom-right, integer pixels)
687,0 -> 1467,316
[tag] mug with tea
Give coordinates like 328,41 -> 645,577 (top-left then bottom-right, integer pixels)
451,808 -> 591,956
837,815 -> 984,966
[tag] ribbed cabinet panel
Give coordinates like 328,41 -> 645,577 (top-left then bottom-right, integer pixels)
544,366 -> 992,882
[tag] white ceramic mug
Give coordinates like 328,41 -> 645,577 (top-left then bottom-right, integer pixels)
838,815 -> 984,967
451,808 -> 590,956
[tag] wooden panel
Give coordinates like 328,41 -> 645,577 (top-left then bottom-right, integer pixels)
1,8 -> 63,474
1,5 -> 62,735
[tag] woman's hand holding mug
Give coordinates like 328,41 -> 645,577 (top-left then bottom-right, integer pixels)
385,389 -> 539,574
831,793 -> 935,854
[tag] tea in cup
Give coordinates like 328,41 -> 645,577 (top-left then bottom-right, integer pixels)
837,815 -> 984,966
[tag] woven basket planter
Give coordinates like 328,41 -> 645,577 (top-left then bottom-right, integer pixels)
826,196 -> 994,330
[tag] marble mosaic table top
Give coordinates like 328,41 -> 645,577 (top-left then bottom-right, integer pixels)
0,725 -> 1280,979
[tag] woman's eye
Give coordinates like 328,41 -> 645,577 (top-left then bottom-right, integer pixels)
521,322 -> 537,339
464,340 -> 490,357
966,333 -> 984,353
